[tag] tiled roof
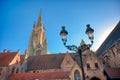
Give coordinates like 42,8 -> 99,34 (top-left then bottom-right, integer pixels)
0,52 -> 17,67
20,55 -> 25,65
27,53 -> 81,70
27,54 -> 65,70
105,68 -> 120,79
8,71 -> 69,80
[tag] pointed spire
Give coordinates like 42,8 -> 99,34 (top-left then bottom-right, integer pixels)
37,10 -> 42,27
80,39 -> 86,46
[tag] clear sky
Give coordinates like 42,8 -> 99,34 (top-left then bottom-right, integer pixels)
0,0 -> 120,54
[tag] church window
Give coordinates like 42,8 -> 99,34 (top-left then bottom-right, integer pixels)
11,67 -> 15,73
95,63 -> 99,69
16,68 -> 19,73
21,68 -> 23,72
38,43 -> 41,48
86,63 -> 90,69
74,70 -> 81,80
111,49 -> 115,57
36,50 -> 41,55
0,68 -> 2,75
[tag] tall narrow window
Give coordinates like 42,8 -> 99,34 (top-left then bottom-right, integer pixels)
86,63 -> 90,69
16,68 -> 19,73
95,63 -> 99,69
74,70 -> 81,80
12,67 -> 15,73
111,49 -> 115,57
0,68 -> 2,75
21,68 -> 23,72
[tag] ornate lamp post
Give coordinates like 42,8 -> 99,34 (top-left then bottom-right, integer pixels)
60,24 -> 94,80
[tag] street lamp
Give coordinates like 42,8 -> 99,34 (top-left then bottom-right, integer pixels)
60,24 -> 94,80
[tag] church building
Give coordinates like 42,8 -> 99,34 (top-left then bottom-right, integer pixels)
0,11 -> 106,80
97,21 -> 120,80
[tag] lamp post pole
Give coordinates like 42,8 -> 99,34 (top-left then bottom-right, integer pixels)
60,24 -> 94,80
78,48 -> 86,80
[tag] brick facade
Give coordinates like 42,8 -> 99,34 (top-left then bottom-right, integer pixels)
0,50 -> 21,80
99,39 -> 120,68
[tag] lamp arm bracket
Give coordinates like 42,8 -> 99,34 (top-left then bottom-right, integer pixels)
64,44 -> 78,51
87,44 -> 92,48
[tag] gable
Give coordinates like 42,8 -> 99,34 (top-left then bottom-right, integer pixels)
69,62 -> 82,80
61,53 -> 75,71
0,52 -> 18,67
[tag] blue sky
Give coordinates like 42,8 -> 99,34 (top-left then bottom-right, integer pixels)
0,0 -> 120,54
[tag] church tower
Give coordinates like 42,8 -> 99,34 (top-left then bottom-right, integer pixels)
27,11 -> 48,56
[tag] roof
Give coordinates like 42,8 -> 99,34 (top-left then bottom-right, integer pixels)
105,68 -> 120,79
0,52 -> 17,67
8,71 -> 69,80
97,21 -> 120,56
20,55 -> 25,65
27,53 -> 81,70
27,54 -> 65,70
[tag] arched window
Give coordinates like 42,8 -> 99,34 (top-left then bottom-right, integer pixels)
21,67 -> 23,72
16,68 -> 19,73
86,63 -> 90,69
36,50 -> 41,55
95,63 -> 99,69
74,70 -> 81,80
11,66 -> 15,73
0,68 -> 2,75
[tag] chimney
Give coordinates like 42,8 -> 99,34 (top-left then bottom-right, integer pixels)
3,49 -> 7,53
